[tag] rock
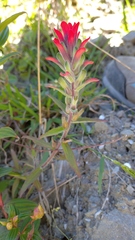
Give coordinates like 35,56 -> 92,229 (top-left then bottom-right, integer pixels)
123,31 -> 135,44
131,142 -> 135,151
116,110 -> 125,118
102,56 -> 135,107
121,129 -> 134,138
94,122 -> 109,133
91,209 -> 135,240
116,56 -> 135,104
126,184 -> 134,195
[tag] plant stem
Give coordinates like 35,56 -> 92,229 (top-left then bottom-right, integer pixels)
41,111 -> 73,169
37,5 -> 42,125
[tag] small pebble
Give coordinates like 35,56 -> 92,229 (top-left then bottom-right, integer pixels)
99,145 -> 104,150
99,114 -> 105,120
117,110 -> 125,118
121,129 -> 134,138
131,124 -> 135,129
128,139 -> 134,145
127,185 -> 134,195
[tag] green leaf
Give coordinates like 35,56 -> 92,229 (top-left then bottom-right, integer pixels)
113,160 -> 135,178
8,199 -> 37,213
22,136 -> 52,149
62,142 -> 81,177
19,167 -> 42,197
0,226 -> 8,239
47,94 -> 66,112
0,52 -> 20,65
0,167 -> 13,177
0,127 -> 18,139
19,102 -> 38,121
98,156 -> 105,194
0,26 -> 9,47
46,84 -> 71,98
7,228 -> 19,240
0,180 -> 10,193
72,117 -> 104,123
0,12 -> 26,32
40,126 -> 64,139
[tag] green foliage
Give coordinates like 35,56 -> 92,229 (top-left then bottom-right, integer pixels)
0,199 -> 42,239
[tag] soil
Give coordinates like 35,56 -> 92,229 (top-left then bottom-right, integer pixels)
40,102 -> 135,240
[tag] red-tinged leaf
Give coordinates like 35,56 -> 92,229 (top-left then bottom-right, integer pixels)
46,56 -> 60,64
60,71 -> 70,77
85,78 -> 99,84
79,37 -> 90,48
83,60 -> 94,68
68,29 -> 74,46
53,38 -> 70,61
72,22 -> 80,39
62,142 -> 81,177
61,21 -> 69,36
73,47 -> 86,65
54,28 -> 64,42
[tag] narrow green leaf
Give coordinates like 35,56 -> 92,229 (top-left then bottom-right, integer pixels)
0,12 -> 26,32
0,52 -> 20,65
0,26 -> 9,46
22,136 -> 52,149
0,167 -> 13,177
72,117 -> 104,123
8,103 -> 13,118
62,142 -> 81,177
12,178 -> 20,198
19,167 -> 42,197
0,127 -> 18,139
11,149 -> 21,171
19,102 -> 38,120
40,126 -> 64,139
98,156 -> 105,194
47,94 -> 66,112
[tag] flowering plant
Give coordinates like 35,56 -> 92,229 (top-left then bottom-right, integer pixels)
46,21 -> 98,115
40,21 -> 99,176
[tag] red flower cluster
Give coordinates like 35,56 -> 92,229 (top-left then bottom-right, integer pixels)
46,21 -> 99,112
46,21 -> 93,71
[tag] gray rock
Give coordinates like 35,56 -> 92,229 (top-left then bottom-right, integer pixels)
123,31 -> 135,44
116,56 -> 135,104
121,129 -> 134,138
91,209 -> 135,240
103,56 -> 135,108
94,122 -> 109,133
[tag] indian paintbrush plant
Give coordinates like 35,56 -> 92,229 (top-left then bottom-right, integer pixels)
40,21 -> 99,175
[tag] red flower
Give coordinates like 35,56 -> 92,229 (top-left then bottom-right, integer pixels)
54,21 -> 80,56
46,21 -> 92,75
